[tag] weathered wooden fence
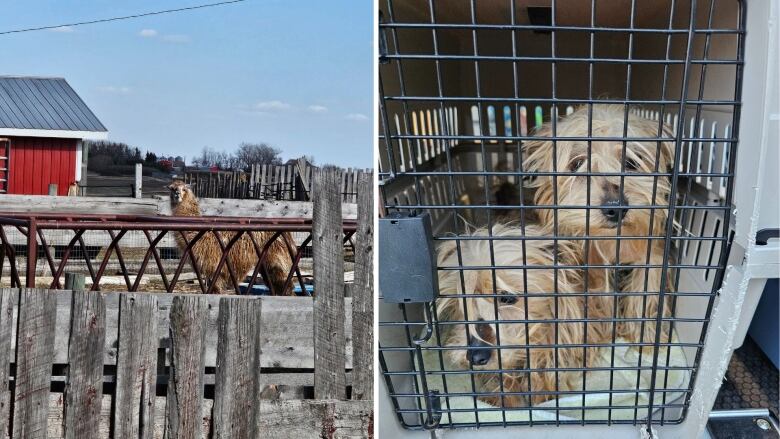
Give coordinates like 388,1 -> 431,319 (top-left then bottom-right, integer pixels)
183,160 -> 371,203
0,167 -> 374,438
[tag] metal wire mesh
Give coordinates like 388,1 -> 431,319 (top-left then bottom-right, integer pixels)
378,0 -> 744,430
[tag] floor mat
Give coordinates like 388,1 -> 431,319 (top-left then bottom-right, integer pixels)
714,336 -> 779,418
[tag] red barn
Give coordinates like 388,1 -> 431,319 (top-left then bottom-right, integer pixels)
0,76 -> 107,195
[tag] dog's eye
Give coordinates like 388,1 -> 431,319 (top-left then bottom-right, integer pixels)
625,158 -> 641,171
498,294 -> 518,305
568,158 -> 584,172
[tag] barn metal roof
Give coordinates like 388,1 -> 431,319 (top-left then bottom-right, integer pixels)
0,76 -> 107,132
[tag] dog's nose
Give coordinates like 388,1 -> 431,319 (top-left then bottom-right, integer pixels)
466,336 -> 492,366
601,198 -> 626,223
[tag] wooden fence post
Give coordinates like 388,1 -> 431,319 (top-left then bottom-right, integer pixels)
352,171 -> 374,400
0,289 -> 14,436
312,166 -> 346,400
260,165 -> 268,199
249,165 -> 256,198
13,288 -> 57,438
213,297 -> 262,439
296,158 -> 311,201
166,296 -> 208,438
134,163 -> 143,199
64,290 -> 106,439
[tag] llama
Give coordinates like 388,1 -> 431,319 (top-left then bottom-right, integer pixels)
167,180 -> 294,295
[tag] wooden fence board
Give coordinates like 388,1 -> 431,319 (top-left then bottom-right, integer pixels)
18,370 -> 352,389
341,170 -> 349,204
352,172 -> 374,400
313,167 -> 346,400
0,195 -> 160,215
0,195 -> 358,219
64,291 -> 106,439
161,197 -> 359,219
181,165 -> 364,201
296,158 -> 311,200
260,165 -> 268,196
166,296 -> 207,439
47,394 -> 112,439
12,293 -> 353,370
0,287 -> 368,437
256,400 -> 372,439
13,288 -> 57,439
351,169 -> 359,204
213,297 -> 262,439
114,293 -> 158,439
307,166 -> 315,198
0,289 -> 14,435
47,397 -> 368,439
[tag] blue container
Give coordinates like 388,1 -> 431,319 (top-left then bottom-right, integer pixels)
239,283 -> 315,296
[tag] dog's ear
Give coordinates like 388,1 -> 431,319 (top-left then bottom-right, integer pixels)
166,183 -> 175,190
660,124 -> 676,172
521,122 -> 553,184
436,239 -> 458,267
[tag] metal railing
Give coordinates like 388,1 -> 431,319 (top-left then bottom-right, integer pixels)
0,213 -> 356,295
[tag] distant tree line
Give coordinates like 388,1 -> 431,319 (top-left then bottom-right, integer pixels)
190,143 -> 289,170
86,141 -> 151,176
85,141 -> 305,176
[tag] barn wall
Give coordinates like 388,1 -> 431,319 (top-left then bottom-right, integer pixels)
7,136 -> 77,196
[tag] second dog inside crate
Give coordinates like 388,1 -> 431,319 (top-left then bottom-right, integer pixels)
379,0 -> 742,429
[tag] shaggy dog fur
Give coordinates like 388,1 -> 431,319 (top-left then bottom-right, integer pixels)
521,105 -> 674,354
436,224 -> 612,406
168,181 -> 294,295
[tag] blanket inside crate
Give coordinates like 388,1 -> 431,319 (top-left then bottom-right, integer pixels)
415,331 -> 690,423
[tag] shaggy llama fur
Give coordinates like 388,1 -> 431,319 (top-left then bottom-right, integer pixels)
168,181 -> 294,295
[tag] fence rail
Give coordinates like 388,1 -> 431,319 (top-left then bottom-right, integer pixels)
0,213 -> 357,295
183,161 -> 371,203
0,167 -> 374,438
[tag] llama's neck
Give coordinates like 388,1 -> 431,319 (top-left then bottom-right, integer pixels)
172,198 -> 202,217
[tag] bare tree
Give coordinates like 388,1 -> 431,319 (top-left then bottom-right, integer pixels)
193,146 -> 228,168
191,143 -> 283,170
236,143 -> 283,169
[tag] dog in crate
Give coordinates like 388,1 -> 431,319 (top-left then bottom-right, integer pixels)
167,180 -> 295,295
436,224 -> 613,406
520,104 -> 675,353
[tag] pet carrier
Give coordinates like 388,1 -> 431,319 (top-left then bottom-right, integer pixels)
377,0 -> 778,437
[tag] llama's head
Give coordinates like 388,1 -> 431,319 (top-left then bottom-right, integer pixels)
167,181 -> 196,207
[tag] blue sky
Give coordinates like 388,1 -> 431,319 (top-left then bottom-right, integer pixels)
0,0 -> 373,167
